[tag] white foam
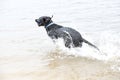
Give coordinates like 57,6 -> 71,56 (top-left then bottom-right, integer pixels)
47,31 -> 120,62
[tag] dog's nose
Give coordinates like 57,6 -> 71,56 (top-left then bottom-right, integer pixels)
35,19 -> 38,22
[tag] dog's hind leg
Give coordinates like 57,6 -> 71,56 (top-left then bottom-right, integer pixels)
64,37 -> 72,48
62,31 -> 73,48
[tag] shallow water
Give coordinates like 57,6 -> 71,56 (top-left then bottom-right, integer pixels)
0,0 -> 120,80
0,54 -> 120,80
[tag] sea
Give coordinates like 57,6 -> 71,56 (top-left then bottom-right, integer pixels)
0,0 -> 120,80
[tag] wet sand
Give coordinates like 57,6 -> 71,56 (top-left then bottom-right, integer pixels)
0,54 -> 120,80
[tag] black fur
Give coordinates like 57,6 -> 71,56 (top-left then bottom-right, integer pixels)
35,16 -> 99,50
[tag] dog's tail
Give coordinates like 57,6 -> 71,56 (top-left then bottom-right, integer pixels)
83,38 -> 100,51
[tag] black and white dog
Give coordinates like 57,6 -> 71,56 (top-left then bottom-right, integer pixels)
35,16 -> 99,50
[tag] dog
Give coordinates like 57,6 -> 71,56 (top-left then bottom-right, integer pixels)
35,16 -> 99,50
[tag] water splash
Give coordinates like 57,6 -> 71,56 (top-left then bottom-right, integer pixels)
45,31 -> 120,62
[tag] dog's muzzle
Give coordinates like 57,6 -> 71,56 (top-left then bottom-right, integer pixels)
35,19 -> 41,26
35,19 -> 38,22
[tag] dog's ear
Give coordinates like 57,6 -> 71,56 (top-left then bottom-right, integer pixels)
43,18 -> 46,22
43,17 -> 51,23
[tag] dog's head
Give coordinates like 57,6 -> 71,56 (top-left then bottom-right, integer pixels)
35,16 -> 53,27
